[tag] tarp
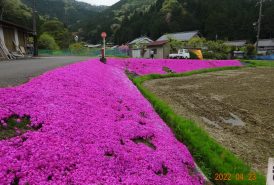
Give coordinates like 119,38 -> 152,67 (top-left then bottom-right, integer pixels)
255,54 -> 274,60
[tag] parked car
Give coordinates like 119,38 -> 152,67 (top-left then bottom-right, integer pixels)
169,49 -> 190,59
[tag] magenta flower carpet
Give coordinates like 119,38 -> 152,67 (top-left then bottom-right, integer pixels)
107,58 -> 242,75
0,59 -> 242,184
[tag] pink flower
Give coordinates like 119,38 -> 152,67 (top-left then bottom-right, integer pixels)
15,118 -> 21,123
2,122 -> 7,128
0,58 -> 243,184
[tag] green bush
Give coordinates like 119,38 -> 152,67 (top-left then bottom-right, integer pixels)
69,42 -> 86,54
40,19 -> 71,49
38,33 -> 59,50
245,44 -> 256,58
204,40 -> 231,59
189,51 -> 199,59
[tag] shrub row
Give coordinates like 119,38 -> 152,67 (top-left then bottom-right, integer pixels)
131,66 -> 265,185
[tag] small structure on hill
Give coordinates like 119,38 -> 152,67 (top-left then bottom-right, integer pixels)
0,20 -> 33,60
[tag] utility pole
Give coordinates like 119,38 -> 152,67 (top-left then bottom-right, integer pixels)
32,0 -> 38,56
256,0 -> 263,53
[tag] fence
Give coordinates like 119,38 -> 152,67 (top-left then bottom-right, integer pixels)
38,48 -> 129,58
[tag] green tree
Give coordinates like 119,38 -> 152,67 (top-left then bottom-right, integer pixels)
0,0 -> 32,26
40,19 -> 71,49
168,37 -> 183,52
204,40 -> 232,59
186,37 -> 207,48
38,33 -> 59,50
69,42 -> 86,54
245,44 -> 256,58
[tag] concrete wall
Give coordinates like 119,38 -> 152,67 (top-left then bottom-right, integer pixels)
132,49 -> 142,58
0,26 -> 4,43
148,44 -> 170,59
163,44 -> 171,58
132,48 -> 150,58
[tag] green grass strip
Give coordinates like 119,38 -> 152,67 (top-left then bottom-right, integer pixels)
241,60 -> 274,67
132,66 -> 266,185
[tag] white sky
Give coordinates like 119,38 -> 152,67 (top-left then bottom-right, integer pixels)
77,0 -> 120,6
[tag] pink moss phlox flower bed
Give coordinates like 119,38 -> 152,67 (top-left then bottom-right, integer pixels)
107,58 -> 242,75
0,60 -> 204,184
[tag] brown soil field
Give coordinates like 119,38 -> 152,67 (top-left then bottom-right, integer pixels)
144,67 -> 274,175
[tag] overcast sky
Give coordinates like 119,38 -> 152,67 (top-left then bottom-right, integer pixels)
77,0 -> 120,6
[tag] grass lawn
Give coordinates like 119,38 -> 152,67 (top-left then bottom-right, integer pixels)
242,60 -> 274,67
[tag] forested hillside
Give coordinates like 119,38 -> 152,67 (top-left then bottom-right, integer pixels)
80,0 -> 157,44
21,0 -> 107,31
102,0 -> 274,44
0,0 -> 32,27
1,0 -> 273,45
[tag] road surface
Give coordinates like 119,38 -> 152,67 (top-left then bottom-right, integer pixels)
0,56 -> 91,87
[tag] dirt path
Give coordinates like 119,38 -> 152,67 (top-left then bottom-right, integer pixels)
144,67 -> 274,175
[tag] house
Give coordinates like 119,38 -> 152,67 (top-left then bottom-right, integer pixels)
147,41 -> 169,59
147,31 -> 200,59
224,40 -> 247,48
224,40 -> 247,59
157,30 -> 200,42
0,20 -> 33,60
128,36 -> 153,58
255,39 -> 274,54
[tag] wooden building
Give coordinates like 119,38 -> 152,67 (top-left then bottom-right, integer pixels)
0,20 -> 33,60
147,31 -> 200,59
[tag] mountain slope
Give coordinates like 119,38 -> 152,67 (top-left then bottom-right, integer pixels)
112,0 -> 274,44
21,0 -> 107,30
82,0 -> 274,44
81,0 -> 157,43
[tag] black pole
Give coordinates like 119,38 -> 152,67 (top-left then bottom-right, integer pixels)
32,0 -> 38,56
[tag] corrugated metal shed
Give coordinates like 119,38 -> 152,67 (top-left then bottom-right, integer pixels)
257,39 -> 274,47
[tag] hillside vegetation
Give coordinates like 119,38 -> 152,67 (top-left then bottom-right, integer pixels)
109,0 -> 274,44
1,0 -> 274,45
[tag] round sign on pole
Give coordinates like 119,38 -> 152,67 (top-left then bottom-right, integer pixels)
101,32 -> 107,38
74,35 -> 79,42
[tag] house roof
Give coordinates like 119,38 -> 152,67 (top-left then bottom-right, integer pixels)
256,39 -> 274,47
0,20 -> 33,33
157,31 -> 199,42
147,40 -> 168,47
129,36 -> 153,45
224,40 -> 247,47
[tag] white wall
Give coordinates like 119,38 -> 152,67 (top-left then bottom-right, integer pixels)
132,49 -> 142,58
14,28 -> 19,50
0,25 -> 4,43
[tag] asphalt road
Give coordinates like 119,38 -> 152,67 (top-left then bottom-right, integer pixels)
0,56 -> 92,87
